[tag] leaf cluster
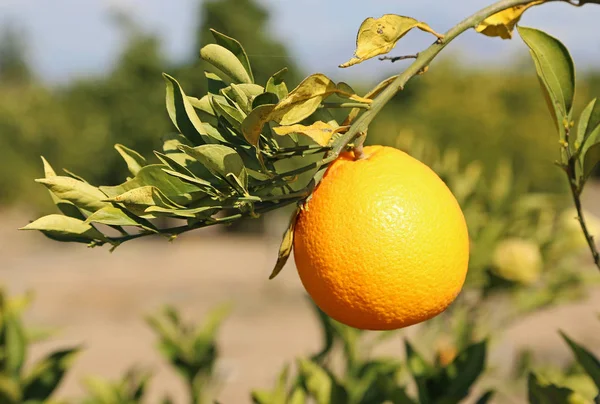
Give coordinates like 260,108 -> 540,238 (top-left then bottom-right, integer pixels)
21,30 -> 373,249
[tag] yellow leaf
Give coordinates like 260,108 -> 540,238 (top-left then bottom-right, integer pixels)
340,14 -> 443,68
271,74 -> 371,125
475,1 -> 545,40
240,74 -> 370,146
272,121 -> 347,146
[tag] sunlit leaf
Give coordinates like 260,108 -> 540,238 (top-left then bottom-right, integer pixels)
114,144 -> 146,176
39,157 -> 86,220
582,142 -> 600,181
105,186 -> 183,210
269,208 -> 299,279
475,2 -> 545,39
100,164 -> 204,205
35,176 -> 109,212
164,73 -> 210,145
85,205 -> 158,232
272,74 -> 372,125
576,98 -> 600,153
0,375 -> 21,404
20,215 -> 108,243
273,121 -> 347,147
340,14 -> 443,68
266,68 -> 289,101
518,26 -> 575,130
179,144 -> 248,191
200,44 -> 252,84
242,104 -> 276,147
210,29 -> 254,83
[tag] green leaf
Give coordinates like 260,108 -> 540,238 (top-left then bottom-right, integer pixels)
210,95 -> 246,128
442,340 -> 487,399
163,73 -> 209,145
266,68 -> 289,101
20,215 -> 108,243
582,142 -> 600,181
200,44 -> 252,84
3,313 -> 27,377
210,29 -> 254,83
288,387 -> 307,404
22,347 -> 80,401
0,375 -> 21,404
84,206 -> 158,233
242,104 -> 277,147
179,144 -> 248,191
560,331 -> 600,391
577,98 -> 600,160
35,176 -> 109,212
297,359 -> 347,404
101,165 -> 204,206
527,373 -> 574,404
40,157 -> 86,220
269,208 -> 299,279
82,376 -> 121,403
221,84 -> 251,113
517,26 -> 575,129
114,144 -> 146,176
105,186 -> 183,211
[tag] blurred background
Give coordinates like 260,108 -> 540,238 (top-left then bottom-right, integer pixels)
2,0 -> 600,402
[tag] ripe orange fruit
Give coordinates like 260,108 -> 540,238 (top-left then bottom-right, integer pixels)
293,145 -> 469,330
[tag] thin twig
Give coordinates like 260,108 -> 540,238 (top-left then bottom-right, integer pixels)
379,54 -> 419,63
563,126 -> 600,269
321,102 -> 371,109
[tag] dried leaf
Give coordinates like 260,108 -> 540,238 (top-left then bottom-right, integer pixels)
475,2 -> 545,40
269,208 -> 299,279
340,14 -> 443,68
273,121 -> 347,147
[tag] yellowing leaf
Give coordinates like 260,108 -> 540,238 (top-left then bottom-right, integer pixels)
271,74 -> 371,125
273,121 -> 347,147
340,14 -> 443,68
475,1 -> 545,39
241,74 -> 370,146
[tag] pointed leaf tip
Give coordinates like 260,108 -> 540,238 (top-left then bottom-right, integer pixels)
269,209 -> 300,279
340,14 -> 443,68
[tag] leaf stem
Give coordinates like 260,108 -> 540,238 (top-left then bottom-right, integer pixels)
563,134 -> 600,269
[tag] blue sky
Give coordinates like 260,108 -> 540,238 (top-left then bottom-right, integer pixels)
1,0 -> 599,85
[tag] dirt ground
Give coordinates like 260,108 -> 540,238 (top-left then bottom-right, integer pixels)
2,185 -> 600,403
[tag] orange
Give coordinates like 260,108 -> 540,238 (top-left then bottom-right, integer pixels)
293,145 -> 469,330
